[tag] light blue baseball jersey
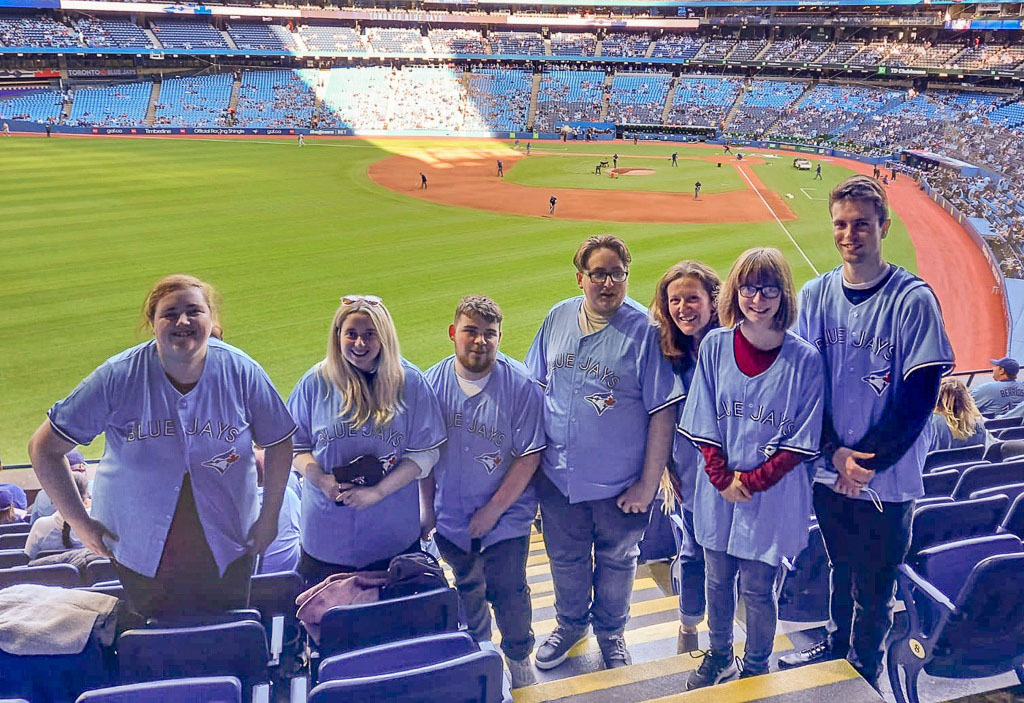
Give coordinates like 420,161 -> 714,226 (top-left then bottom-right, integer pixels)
971,380 -> 1024,415
999,400 -> 1024,419
925,413 -> 988,452
679,327 -> 824,567
258,484 -> 301,574
47,338 -> 297,578
525,296 -> 684,503
798,266 -> 955,503
287,358 -> 446,568
670,361 -> 701,513
424,352 -> 546,552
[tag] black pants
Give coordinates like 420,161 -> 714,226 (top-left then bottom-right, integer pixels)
297,540 -> 422,589
435,533 -> 534,661
813,482 -> 914,684
114,476 -> 254,619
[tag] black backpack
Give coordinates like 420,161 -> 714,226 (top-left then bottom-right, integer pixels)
381,551 -> 448,599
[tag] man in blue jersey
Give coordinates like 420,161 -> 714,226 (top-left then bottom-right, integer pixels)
971,357 -> 1024,415
526,235 -> 683,670
421,295 -> 546,688
784,175 -> 954,687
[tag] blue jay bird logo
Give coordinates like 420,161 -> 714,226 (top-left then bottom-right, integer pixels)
475,451 -> 503,475
202,447 -> 240,475
862,370 -> 891,396
584,392 -> 617,416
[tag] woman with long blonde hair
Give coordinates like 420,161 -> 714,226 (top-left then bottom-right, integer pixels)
287,295 -> 446,586
928,378 -> 989,451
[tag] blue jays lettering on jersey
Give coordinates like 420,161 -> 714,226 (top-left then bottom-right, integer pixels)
425,353 -> 546,552
47,338 -> 297,578
287,358 -> 446,568
525,296 -> 684,503
679,327 -> 824,567
670,361 -> 700,512
797,265 -> 954,502
971,379 -> 1024,415
924,413 -> 988,452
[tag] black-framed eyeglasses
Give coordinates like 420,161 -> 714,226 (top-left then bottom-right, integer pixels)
584,270 -> 629,284
738,284 -> 782,300
341,294 -> 383,306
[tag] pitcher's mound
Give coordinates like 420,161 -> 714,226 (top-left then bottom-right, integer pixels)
612,167 -> 655,176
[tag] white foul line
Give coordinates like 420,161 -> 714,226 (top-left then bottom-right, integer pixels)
736,164 -> 819,276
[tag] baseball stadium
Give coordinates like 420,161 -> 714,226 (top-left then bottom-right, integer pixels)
1,0 -> 1023,701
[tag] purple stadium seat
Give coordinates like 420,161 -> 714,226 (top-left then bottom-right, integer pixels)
952,461 -> 1024,500
318,631 -> 477,681
909,495 -> 1009,562
0,564 -> 81,588
75,676 -> 242,703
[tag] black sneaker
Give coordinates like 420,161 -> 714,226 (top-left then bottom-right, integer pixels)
535,626 -> 588,670
598,634 -> 631,669
686,650 -> 738,690
778,640 -> 844,669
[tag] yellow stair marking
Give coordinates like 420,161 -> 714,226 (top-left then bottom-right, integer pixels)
527,552 -> 550,567
639,659 -> 861,703
512,633 -> 795,703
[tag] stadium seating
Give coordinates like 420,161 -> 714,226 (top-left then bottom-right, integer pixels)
465,68 -> 531,131
428,28 -> 485,55
227,23 -> 297,52
150,21 -> 229,50
606,73 -> 671,125
550,32 -> 596,57
297,25 -> 365,53
970,482 -> 1024,503
74,17 -> 152,49
924,444 -> 986,471
985,416 -> 1023,432
650,34 -> 701,60
728,79 -> 807,135
601,32 -> 651,58
888,534 -> 1024,703
0,564 -> 81,588
316,66 -> 389,129
908,495 -> 1010,562
1003,494 -> 1024,538
772,84 -> 903,139
0,550 -> 29,569
488,31 -> 544,56
694,37 -> 735,61
533,69 -> 605,129
75,676 -> 243,703
153,74 -> 232,127
66,82 -> 152,128
0,14 -> 77,47
778,524 -> 830,622
317,631 -> 477,681
366,27 -> 426,54
666,76 -> 742,127
0,521 -> 31,534
235,69 -> 315,129
0,88 -> 64,124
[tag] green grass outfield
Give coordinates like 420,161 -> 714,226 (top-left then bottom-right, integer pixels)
0,136 -> 915,462
504,153 -> 743,193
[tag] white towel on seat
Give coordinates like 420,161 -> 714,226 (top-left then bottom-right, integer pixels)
0,584 -> 118,655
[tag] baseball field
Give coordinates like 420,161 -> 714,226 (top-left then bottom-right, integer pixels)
0,135 -> 999,462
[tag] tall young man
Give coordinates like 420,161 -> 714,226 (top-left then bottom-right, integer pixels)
421,296 -> 545,688
786,175 -> 954,686
526,235 -> 682,670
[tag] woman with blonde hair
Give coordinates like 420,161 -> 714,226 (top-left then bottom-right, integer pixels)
680,248 -> 824,688
650,260 -> 721,653
928,378 -> 989,451
287,295 -> 446,586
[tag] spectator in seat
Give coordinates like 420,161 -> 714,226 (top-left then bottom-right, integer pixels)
30,448 -> 87,524
971,357 -> 1024,415
927,378 -> 989,452
24,472 -> 90,559
0,486 -> 27,525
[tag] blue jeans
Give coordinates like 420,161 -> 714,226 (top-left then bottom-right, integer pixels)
536,471 -> 650,638
675,507 -> 706,627
704,548 -> 781,675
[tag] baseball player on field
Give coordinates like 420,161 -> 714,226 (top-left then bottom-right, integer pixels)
680,248 -> 824,689
783,175 -> 954,688
526,235 -> 683,671
420,295 -> 545,689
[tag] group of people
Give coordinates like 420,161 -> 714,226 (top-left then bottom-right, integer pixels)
28,174 -> 954,692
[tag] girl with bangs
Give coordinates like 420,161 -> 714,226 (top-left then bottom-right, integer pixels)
927,378 -> 989,452
650,260 -> 721,654
679,248 -> 824,688
287,295 -> 446,587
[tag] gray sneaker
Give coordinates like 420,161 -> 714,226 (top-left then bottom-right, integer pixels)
535,626 -> 588,670
686,650 -> 738,690
598,634 -> 632,669
506,655 -> 538,688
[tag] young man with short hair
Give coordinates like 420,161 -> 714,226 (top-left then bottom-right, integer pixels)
421,295 -> 545,688
786,175 -> 954,687
526,235 -> 682,670
970,357 -> 1024,415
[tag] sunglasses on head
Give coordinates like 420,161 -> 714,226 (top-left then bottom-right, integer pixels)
341,295 -> 383,306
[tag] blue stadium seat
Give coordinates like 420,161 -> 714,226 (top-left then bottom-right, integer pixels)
83,560 -> 119,586
0,533 -> 28,550
968,481 -> 1024,503
996,426 -> 1024,441
923,445 -> 986,471
1002,493 -> 1024,539
952,461 -> 1024,500
308,649 -> 504,703
0,522 -> 31,535
0,549 -> 29,569
778,524 -> 830,622
887,534 -> 1024,703
908,495 -> 1009,562
318,632 -> 477,681
318,587 -> 460,659
925,459 -> 987,476
249,570 -> 304,666
117,620 -> 271,703
984,416 -> 1022,432
75,677 -> 242,703
0,564 -> 81,588
922,468 -> 961,497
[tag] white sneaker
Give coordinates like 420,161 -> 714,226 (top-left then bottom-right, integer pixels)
507,655 -> 538,688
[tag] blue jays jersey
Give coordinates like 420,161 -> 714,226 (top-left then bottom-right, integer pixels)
47,338 -> 297,578
424,353 -> 546,552
679,327 -> 824,567
798,266 -> 954,503
971,380 -> 1024,415
670,361 -> 700,513
287,358 -> 446,568
526,296 -> 684,503
925,413 -> 988,452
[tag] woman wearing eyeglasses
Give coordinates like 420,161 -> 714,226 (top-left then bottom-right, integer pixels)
649,260 -> 721,654
287,295 -> 446,587
678,248 -> 824,688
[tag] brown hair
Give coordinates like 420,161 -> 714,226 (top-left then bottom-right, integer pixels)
141,274 -> 223,339
935,378 -> 983,440
0,506 -> 18,526
650,261 -> 721,364
829,174 -> 890,225
718,247 -> 797,331
572,235 -> 632,273
454,295 -> 503,326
